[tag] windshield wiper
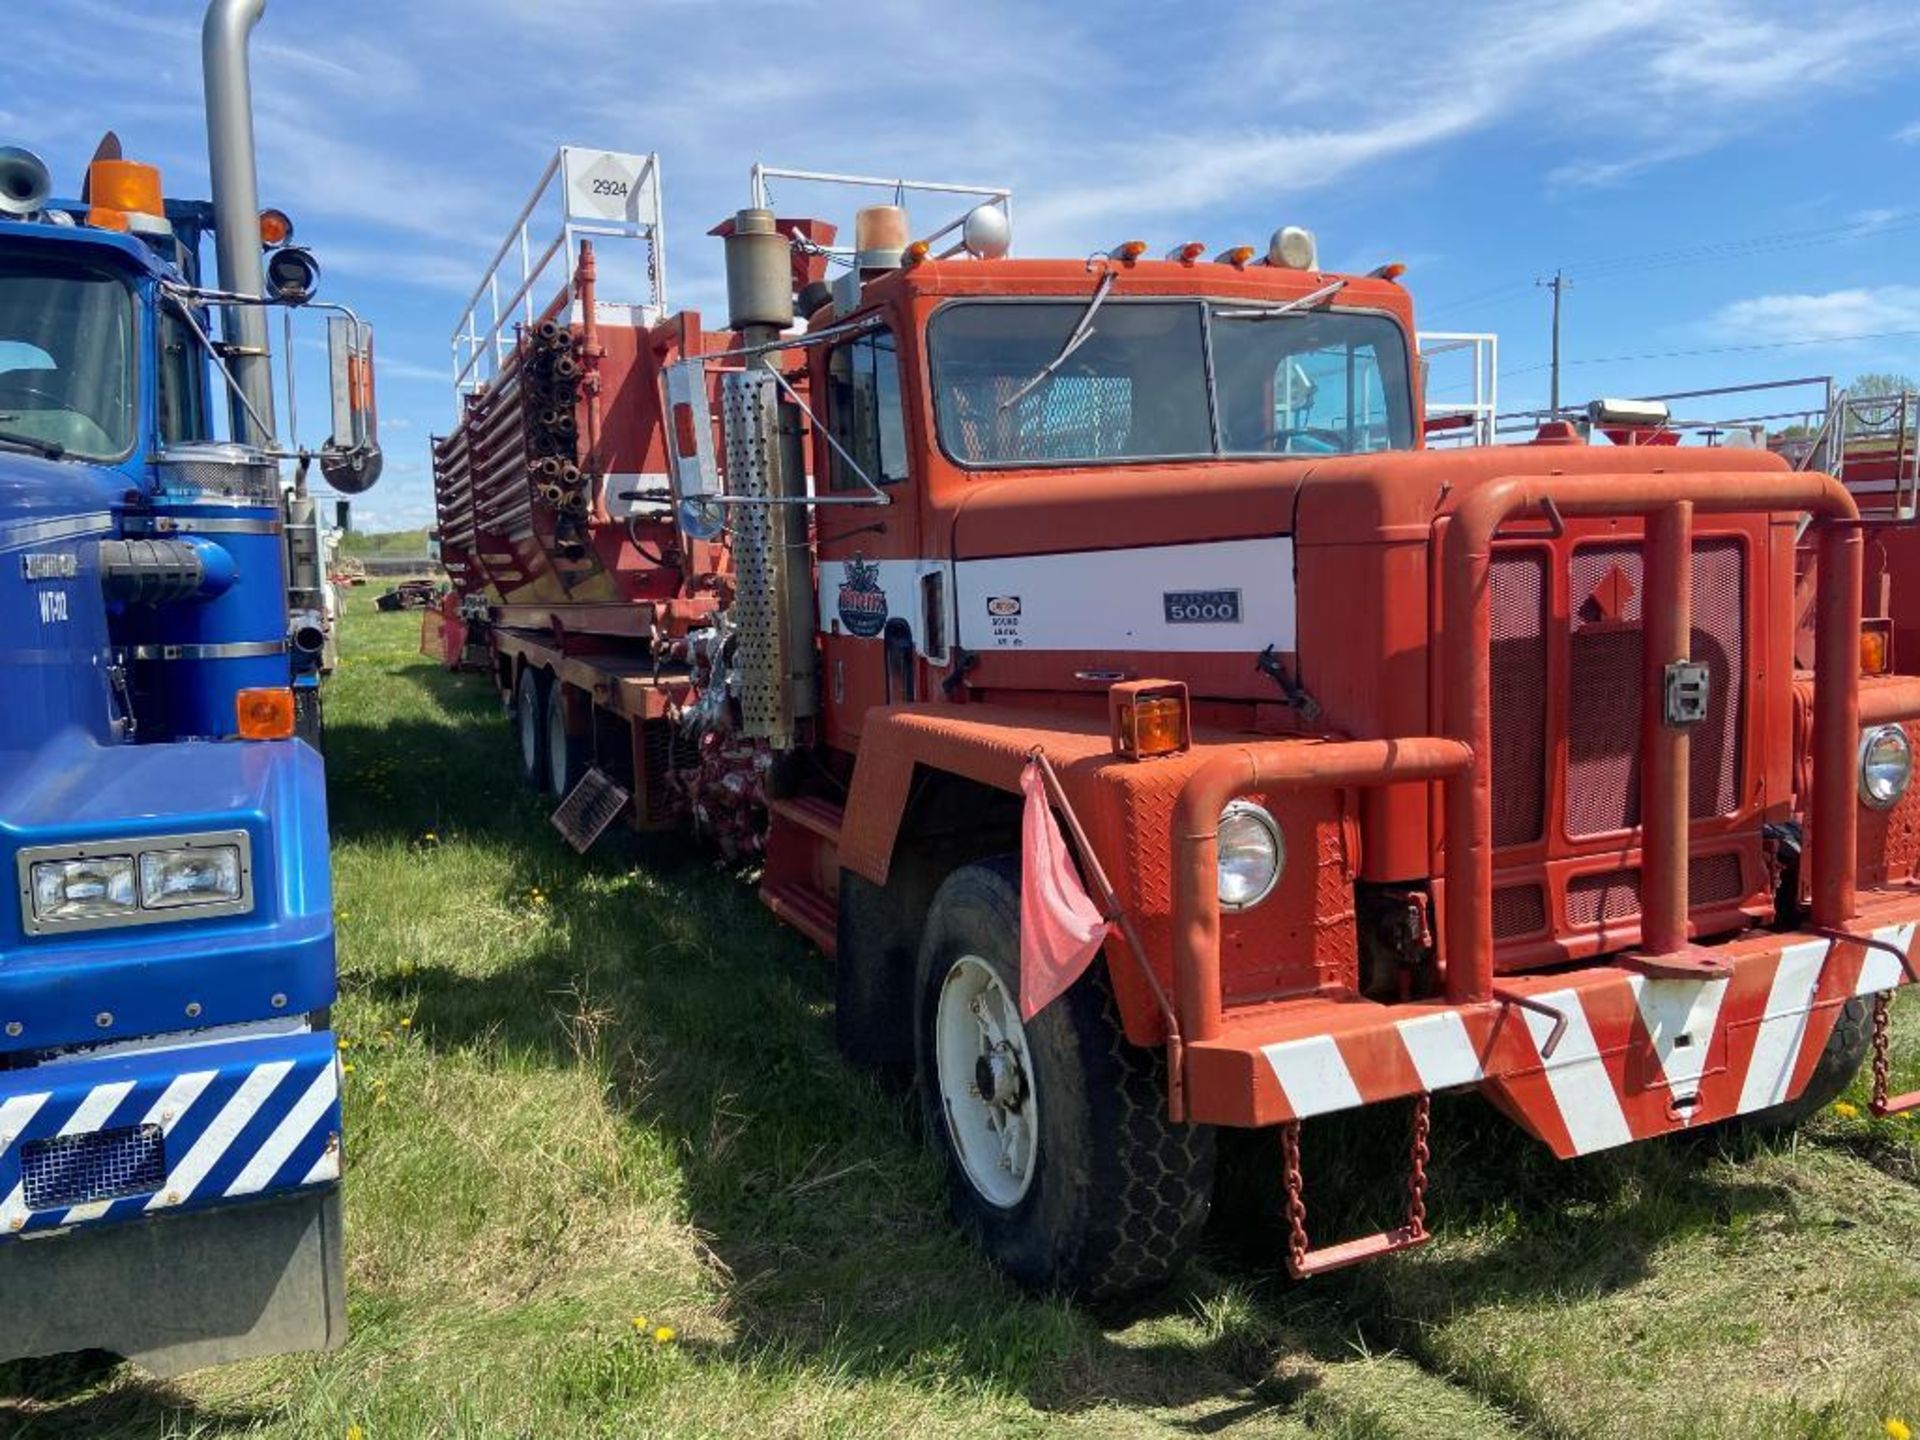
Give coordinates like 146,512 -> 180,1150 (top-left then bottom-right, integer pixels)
998,268 -> 1119,412
0,427 -> 65,460
1213,278 -> 1349,321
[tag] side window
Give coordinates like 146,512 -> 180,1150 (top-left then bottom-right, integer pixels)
157,305 -> 208,444
825,329 -> 909,490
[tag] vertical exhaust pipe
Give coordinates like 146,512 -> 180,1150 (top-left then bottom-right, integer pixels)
202,0 -> 277,449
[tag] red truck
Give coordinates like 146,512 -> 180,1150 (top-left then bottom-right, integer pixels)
427,155 -> 1920,1295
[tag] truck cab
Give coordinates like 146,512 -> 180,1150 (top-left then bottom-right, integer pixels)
0,0 -> 378,1375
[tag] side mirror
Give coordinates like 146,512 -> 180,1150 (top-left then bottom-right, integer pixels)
321,314 -> 382,494
661,357 -> 724,539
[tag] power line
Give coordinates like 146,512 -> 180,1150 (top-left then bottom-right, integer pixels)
1421,208 -> 1920,320
1497,325 -> 1920,378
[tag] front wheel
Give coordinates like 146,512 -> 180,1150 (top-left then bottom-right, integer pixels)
914,856 -> 1213,1300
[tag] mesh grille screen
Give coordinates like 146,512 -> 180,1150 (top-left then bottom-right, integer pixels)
1562,853 -> 1749,929
1492,884 -> 1548,939
21,1124 -> 166,1211
1489,551 -> 1549,846
1567,869 -> 1644,927
1565,539 -> 1746,839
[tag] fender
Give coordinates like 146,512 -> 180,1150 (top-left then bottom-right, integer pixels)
840,702 -> 1362,1046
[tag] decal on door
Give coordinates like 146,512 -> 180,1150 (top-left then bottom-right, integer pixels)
835,556 -> 890,638
1163,588 -> 1242,624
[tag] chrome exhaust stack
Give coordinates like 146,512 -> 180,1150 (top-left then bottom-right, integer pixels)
202,0 -> 276,449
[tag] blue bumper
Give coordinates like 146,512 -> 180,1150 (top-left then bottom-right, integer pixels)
0,1026 -> 341,1239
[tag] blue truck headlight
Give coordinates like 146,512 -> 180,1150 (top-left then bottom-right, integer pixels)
139,845 -> 244,908
17,831 -> 254,935
30,856 -> 138,924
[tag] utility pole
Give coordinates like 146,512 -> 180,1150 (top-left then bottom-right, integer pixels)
1537,270 -> 1571,416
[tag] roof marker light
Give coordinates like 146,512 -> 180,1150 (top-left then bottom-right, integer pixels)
1109,239 -> 1148,265
1214,245 -> 1256,269
1369,261 -> 1407,282
1167,241 -> 1206,266
259,208 -> 294,249
903,239 -> 932,267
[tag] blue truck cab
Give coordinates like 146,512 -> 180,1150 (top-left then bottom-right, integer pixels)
0,0 -> 378,1376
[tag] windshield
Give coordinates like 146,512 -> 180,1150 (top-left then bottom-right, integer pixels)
929,298 -> 1413,466
0,256 -> 137,460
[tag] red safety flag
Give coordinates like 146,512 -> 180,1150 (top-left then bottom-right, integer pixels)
1019,758 -> 1112,1020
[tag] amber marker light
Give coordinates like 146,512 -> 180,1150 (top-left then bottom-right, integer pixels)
1167,241 -> 1206,266
236,687 -> 297,739
1862,620 -> 1893,676
1369,261 -> 1408,282
1109,680 -> 1191,760
1109,239 -> 1148,265
1214,245 -> 1256,269
259,207 -> 294,248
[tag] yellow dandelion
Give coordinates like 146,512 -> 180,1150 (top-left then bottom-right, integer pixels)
399,1017 -> 413,1030
347,1427 -> 365,1440
653,1325 -> 676,1345
342,1062 -> 355,1076
1885,1419 -> 1911,1440
630,1315 -> 650,1332
1834,1101 -> 1861,1119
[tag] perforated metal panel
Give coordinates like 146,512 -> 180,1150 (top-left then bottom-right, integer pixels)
723,371 -> 793,747
1491,883 -> 1548,939
1489,550 -> 1549,847
1562,853 -> 1747,930
22,1124 -> 166,1211
1564,538 -> 1746,840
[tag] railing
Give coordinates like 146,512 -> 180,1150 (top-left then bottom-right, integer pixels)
747,164 -> 1011,259
1418,331 -> 1499,447
449,147 -> 665,406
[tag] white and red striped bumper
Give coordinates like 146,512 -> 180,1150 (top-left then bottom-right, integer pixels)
1182,893 -> 1920,1156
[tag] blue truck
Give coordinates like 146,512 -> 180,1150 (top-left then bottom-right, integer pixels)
0,0 -> 378,1374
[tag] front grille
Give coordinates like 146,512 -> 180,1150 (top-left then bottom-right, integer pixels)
21,1124 -> 166,1211
1492,883 -> 1548,939
1563,853 -> 1749,930
1563,540 -> 1745,839
1489,552 -> 1549,846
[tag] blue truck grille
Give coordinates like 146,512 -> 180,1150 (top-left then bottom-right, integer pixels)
21,1124 -> 167,1211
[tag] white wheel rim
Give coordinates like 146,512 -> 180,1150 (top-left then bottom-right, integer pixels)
547,689 -> 568,794
935,954 -> 1039,1208
518,679 -> 539,774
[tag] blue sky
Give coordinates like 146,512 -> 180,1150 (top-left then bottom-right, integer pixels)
7,0 -> 1920,529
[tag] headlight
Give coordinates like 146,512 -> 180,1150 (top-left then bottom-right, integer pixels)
1860,725 -> 1913,810
1218,800 -> 1284,911
30,855 -> 138,924
139,845 -> 244,908
17,830 -> 254,934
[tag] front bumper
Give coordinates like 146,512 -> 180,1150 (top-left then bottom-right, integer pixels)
1184,887 -> 1920,1154
0,1024 -> 341,1238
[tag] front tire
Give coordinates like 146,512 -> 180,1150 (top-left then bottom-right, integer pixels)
1738,994 -> 1873,1132
514,667 -> 549,792
913,856 -> 1213,1300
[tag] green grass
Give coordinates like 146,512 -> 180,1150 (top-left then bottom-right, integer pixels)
7,601 -> 1920,1438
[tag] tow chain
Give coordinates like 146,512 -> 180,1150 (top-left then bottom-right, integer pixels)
1872,990 -> 1894,1117
1280,1093 -> 1433,1279
1407,1093 -> 1432,1239
1281,1121 -> 1309,1275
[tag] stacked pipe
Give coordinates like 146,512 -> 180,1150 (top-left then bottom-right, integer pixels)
521,318 -> 590,537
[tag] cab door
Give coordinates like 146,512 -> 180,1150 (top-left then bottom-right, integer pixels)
812,321 -> 943,749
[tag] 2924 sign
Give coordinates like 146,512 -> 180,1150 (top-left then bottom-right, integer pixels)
1163,588 -> 1242,624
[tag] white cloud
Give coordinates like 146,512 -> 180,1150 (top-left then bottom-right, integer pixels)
1898,120 -> 1920,143
1708,286 -> 1920,343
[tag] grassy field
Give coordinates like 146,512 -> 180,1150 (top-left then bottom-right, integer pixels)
7,601 -> 1920,1439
